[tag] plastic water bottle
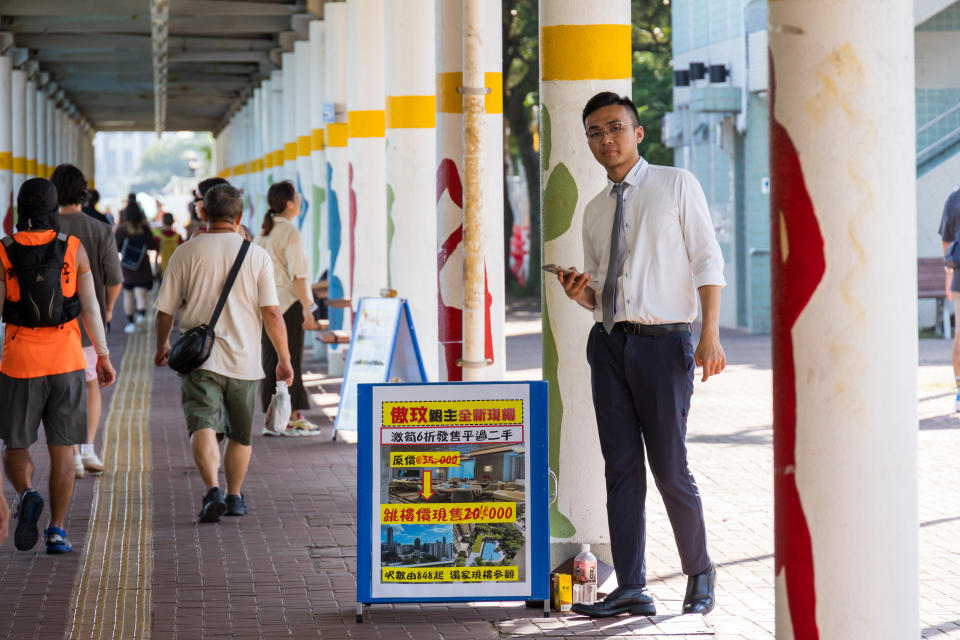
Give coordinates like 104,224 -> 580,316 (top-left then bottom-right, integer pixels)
573,544 -> 598,603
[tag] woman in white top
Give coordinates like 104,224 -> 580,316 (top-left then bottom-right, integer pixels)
254,181 -> 320,435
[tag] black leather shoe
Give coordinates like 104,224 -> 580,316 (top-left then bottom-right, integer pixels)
682,563 -> 716,614
571,585 -> 656,618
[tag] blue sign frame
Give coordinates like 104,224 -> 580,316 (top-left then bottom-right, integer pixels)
357,381 -> 550,608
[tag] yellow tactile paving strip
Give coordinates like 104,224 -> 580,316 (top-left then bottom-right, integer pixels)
68,325 -> 154,639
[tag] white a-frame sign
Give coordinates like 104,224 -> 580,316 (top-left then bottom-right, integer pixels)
333,297 -> 427,441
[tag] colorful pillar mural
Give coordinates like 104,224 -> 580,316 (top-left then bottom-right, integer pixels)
346,0 -> 387,302
435,0 -> 505,381
294,39 -> 316,277
539,0 -> 631,549
325,3 -> 350,338
9,68 -> 26,234
25,78 -> 36,180
386,0 -> 438,380
768,3 -> 918,638
0,56 -> 12,234
309,19 -> 328,281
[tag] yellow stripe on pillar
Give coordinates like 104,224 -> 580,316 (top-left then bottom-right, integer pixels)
252,158 -> 263,172
348,110 -> 386,138
541,24 -> 632,81
284,142 -> 297,163
312,128 -> 325,151
386,96 -> 436,129
273,150 -> 284,166
298,135 -> 311,157
436,72 -> 503,114
234,163 -> 248,176
13,157 -> 26,173
0,152 -> 12,171
327,123 -> 348,147
265,154 -> 275,169
27,160 -> 37,175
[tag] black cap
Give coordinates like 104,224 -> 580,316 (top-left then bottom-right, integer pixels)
16,178 -> 60,232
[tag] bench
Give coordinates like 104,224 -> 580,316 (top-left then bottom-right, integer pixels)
919,257 -> 952,339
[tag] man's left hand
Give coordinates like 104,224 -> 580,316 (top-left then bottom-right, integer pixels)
694,333 -> 726,382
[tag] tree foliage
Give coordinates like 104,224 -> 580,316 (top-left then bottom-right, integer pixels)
130,137 -> 211,193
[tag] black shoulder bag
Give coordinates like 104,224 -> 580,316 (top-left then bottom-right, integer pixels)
168,239 -> 250,374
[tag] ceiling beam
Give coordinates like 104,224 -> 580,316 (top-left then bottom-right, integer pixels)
0,0 -> 302,17
168,51 -> 270,63
3,15 -> 291,35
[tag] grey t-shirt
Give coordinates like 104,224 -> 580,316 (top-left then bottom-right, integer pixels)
59,211 -> 123,346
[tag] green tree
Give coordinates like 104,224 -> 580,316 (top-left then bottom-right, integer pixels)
632,0 -> 673,166
130,136 -> 212,193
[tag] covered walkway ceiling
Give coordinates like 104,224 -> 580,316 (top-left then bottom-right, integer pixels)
0,0 -> 317,132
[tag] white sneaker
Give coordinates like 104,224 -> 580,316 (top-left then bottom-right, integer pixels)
74,458 -> 85,479
124,322 -> 136,334
82,452 -> 105,473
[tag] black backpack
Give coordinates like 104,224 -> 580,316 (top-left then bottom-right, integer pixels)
1,233 -> 81,327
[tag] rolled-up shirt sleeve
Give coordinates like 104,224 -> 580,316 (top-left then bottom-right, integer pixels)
283,226 -> 310,283
678,170 -> 726,288
257,253 -> 281,308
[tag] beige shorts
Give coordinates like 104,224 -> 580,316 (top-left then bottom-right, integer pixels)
82,346 -> 98,383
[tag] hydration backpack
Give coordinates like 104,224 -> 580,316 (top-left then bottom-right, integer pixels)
1,233 -> 81,327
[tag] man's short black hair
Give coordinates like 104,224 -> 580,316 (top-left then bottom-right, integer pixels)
197,177 -> 229,197
204,183 -> 243,222
582,92 -> 641,127
49,164 -> 88,206
87,189 -> 100,207
162,212 -> 174,227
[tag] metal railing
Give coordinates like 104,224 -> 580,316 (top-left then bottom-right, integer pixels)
918,101 -> 960,167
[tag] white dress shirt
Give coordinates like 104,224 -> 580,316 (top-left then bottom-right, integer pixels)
582,157 -> 726,325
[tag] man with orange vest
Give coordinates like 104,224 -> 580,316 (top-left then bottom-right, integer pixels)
0,178 -> 116,554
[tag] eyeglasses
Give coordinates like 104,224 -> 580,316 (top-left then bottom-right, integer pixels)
585,122 -> 634,142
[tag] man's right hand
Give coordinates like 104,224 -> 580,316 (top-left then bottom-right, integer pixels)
276,358 -> 294,386
96,355 -> 117,387
155,342 -> 170,367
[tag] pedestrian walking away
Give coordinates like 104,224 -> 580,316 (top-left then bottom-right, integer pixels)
938,185 -> 960,412
154,183 -> 293,524
254,181 -> 321,437
0,178 -> 117,555
115,194 -> 158,334
556,92 -> 725,618
155,212 -> 183,285
51,164 -> 123,479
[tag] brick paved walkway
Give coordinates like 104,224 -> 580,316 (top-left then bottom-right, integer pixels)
1,301 -> 959,639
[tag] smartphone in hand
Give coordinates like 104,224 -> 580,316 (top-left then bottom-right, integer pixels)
542,263 -> 575,276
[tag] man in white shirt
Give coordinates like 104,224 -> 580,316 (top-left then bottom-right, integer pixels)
558,92 -> 725,618
154,184 -> 294,523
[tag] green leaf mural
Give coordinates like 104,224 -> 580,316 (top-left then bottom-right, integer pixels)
386,183 -> 396,289
542,163 -> 577,243
542,299 -> 576,539
541,104 -> 552,172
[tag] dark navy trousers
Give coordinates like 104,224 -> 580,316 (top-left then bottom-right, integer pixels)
586,322 -> 711,586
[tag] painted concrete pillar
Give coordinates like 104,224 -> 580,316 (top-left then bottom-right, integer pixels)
45,97 -> 55,174
538,0 -> 632,549
259,78 -> 273,193
346,0 -> 387,302
10,69 -> 26,234
435,0 -> 505,381
36,91 -> 46,178
386,0 -> 438,380
270,70 -> 286,184
263,74 -> 278,186
768,3 -> 918,638
309,19 -> 328,280
282,51 -> 297,184
53,106 -> 62,167
237,105 -> 252,227
324,3 -> 350,336
294,39 -> 316,276
0,56 -> 12,236
251,87 -> 265,232
25,79 -> 36,180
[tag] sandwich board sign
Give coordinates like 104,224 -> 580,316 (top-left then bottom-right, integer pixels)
355,380 -> 550,621
332,297 -> 427,442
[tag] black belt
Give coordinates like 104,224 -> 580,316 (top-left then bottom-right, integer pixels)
613,321 -> 691,337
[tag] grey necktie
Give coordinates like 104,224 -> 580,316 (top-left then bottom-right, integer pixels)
601,183 -> 625,334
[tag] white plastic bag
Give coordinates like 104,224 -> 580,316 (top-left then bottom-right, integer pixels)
265,381 -> 292,434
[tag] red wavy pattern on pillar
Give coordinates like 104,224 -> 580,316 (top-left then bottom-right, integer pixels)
770,60 -> 824,640
349,162 -> 357,301
3,192 -> 12,235
436,158 -> 493,381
